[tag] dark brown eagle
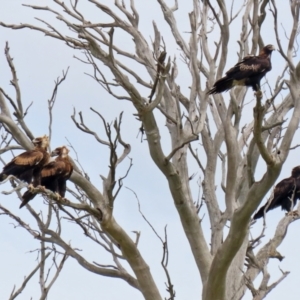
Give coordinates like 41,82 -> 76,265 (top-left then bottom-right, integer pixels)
0,135 -> 49,186
253,166 -> 300,220
20,146 -> 73,208
207,44 -> 275,94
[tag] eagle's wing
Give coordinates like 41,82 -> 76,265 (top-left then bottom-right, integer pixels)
253,177 -> 295,219
42,159 -> 72,197
41,161 -> 66,178
0,150 -> 45,183
226,56 -> 271,81
57,178 -> 67,198
269,177 -> 295,211
12,150 -> 44,166
63,161 -> 73,179
57,158 -> 73,197
20,160 -> 63,208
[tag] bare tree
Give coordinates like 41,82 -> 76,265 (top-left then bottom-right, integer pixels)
1,1 -> 300,299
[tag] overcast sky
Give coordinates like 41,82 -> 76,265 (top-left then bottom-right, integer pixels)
1,1 -> 300,300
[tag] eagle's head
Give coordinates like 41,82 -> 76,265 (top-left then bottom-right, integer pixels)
291,166 -> 300,178
263,44 -> 276,54
51,146 -> 70,158
32,135 -> 49,149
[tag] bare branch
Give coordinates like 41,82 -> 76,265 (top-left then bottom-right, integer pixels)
48,68 -> 69,143
9,252 -> 51,300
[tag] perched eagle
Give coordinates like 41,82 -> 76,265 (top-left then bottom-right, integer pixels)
253,166 -> 300,220
0,135 -> 49,185
207,44 -> 275,94
20,146 -> 73,208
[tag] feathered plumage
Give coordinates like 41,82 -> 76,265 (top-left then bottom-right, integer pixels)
0,135 -> 49,185
208,44 -> 275,94
253,166 -> 300,220
20,146 -> 73,208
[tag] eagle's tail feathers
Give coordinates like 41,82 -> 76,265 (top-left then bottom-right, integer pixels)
207,77 -> 233,95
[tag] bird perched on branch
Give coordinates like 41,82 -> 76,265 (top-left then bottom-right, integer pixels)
0,135 -> 49,185
253,166 -> 300,220
207,44 -> 275,94
20,146 -> 73,208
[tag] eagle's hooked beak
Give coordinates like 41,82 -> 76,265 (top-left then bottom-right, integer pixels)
51,149 -> 59,157
32,138 -> 40,145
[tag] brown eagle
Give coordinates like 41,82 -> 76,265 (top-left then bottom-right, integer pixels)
207,44 -> 275,94
0,135 -> 49,186
20,146 -> 73,208
253,166 -> 300,220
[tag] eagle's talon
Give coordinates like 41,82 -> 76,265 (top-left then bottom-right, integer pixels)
27,183 -> 34,190
54,192 -> 61,199
286,210 -> 299,217
254,90 -> 262,97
